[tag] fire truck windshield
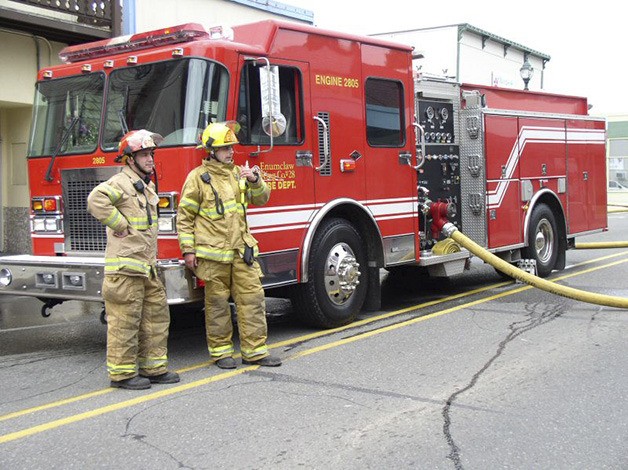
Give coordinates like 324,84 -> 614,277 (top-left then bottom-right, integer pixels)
103,58 -> 229,150
29,73 -> 104,157
28,59 -> 229,158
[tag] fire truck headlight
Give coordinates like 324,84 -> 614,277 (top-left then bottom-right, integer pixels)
32,217 -> 62,232
44,218 -> 61,231
32,218 -> 46,232
158,215 -> 176,233
0,268 -> 12,287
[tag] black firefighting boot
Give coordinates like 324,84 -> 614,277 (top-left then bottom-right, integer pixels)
141,371 -> 180,384
215,357 -> 237,369
242,355 -> 282,367
110,376 -> 151,390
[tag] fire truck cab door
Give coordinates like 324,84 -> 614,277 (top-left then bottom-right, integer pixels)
360,44 -> 417,239
236,59 -> 315,247
308,46 -> 365,205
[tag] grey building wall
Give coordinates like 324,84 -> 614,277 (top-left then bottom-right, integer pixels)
2,207 -> 31,254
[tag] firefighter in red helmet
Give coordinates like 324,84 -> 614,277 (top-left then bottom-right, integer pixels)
177,122 -> 281,368
87,129 -> 180,390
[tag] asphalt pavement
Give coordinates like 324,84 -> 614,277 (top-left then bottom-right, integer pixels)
1,213 -> 627,469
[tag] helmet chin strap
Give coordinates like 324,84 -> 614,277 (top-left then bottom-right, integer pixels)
128,155 -> 153,179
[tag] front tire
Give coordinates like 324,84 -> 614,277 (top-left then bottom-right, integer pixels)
522,204 -> 558,278
291,218 -> 368,328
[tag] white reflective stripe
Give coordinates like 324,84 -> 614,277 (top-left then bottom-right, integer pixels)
488,126 -> 605,209
246,198 -> 417,233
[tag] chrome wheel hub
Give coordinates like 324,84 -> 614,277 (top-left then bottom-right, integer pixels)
324,242 -> 361,306
534,219 -> 554,263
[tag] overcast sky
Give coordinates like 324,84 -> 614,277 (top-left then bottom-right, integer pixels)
284,0 -> 627,116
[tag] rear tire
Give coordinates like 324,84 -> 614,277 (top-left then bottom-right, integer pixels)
522,204 -> 558,278
291,218 -> 367,328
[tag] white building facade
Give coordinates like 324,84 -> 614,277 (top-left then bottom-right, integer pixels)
372,23 -> 550,92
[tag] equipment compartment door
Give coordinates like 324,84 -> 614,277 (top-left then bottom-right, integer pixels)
566,119 -> 607,234
487,179 -> 522,248
484,114 -> 522,248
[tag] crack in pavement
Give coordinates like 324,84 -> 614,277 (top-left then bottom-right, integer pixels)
249,370 -> 502,414
442,301 -> 566,470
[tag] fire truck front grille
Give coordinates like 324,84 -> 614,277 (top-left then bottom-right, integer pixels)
62,167 -> 120,254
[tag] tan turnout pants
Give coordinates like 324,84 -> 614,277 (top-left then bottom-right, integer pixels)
102,273 -> 170,381
196,256 -> 269,361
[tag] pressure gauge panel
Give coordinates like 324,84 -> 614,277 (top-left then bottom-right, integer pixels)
417,100 -> 455,142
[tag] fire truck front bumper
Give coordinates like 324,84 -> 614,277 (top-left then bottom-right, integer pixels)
0,255 -> 202,304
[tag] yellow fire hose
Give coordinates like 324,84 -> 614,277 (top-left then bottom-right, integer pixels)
441,222 -> 628,309
574,241 -> 628,249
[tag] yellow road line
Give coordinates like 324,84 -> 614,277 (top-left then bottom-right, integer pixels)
0,389 -> 113,422
1,253 -> 627,444
0,368 -> 247,444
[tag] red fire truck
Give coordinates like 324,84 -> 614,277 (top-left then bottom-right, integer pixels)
0,21 -> 607,328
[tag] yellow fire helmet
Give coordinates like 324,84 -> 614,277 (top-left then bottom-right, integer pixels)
199,121 -> 240,151
115,129 -> 163,164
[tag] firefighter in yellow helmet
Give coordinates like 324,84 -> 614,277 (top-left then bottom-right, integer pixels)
177,122 -> 281,368
87,129 -> 180,389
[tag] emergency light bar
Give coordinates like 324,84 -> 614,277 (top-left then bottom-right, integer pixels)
59,23 -> 210,63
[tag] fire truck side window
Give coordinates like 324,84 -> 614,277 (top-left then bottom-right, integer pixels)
365,78 -> 405,147
237,64 -> 302,145
103,58 -> 229,151
28,73 -> 104,157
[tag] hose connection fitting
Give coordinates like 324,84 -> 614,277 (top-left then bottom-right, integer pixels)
430,201 -> 456,240
441,222 -> 458,238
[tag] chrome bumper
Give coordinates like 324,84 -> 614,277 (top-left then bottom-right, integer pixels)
0,255 -> 203,304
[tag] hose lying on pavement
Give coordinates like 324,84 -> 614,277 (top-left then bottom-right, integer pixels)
441,222 -> 628,309
574,241 -> 628,249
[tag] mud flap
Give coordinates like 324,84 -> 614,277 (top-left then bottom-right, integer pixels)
362,266 -> 381,311
556,237 -> 567,270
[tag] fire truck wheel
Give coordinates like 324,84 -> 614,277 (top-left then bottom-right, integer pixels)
523,203 -> 558,278
292,218 -> 368,328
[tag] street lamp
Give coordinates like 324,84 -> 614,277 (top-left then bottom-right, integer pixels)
519,57 -> 534,91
